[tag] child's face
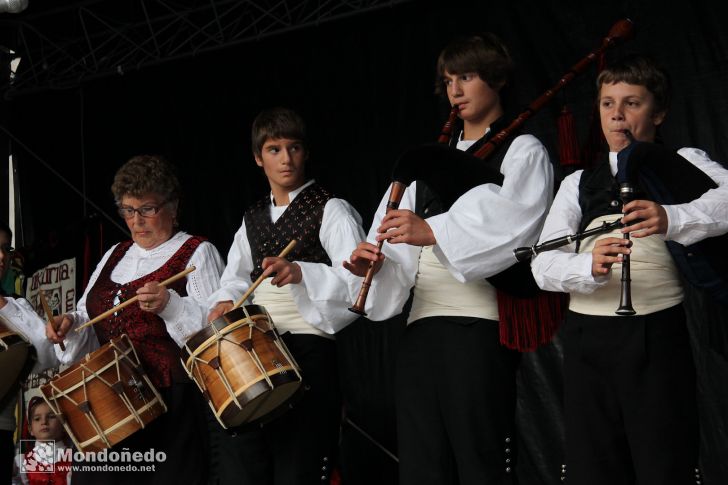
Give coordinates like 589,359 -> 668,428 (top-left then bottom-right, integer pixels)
255,138 -> 307,195
599,81 -> 666,152
30,402 -> 64,441
443,71 -> 501,125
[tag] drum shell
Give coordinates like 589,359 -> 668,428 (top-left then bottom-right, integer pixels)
184,305 -> 302,428
40,335 -> 166,452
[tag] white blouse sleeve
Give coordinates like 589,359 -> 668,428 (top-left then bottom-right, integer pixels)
347,183 -> 421,322
530,170 -> 610,294
428,134 -> 554,282
158,241 -> 225,346
49,245 -> 115,365
0,297 -> 60,371
289,198 -> 366,334
208,220 -> 254,307
663,148 -> 728,245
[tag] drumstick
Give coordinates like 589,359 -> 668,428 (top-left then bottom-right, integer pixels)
232,239 -> 297,309
40,291 -> 65,351
75,265 -> 197,332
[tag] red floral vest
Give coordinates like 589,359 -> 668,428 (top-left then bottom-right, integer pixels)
85,235 -> 204,387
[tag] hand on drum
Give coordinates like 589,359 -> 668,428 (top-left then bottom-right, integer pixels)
262,257 -> 302,287
375,209 -> 436,246
136,281 -> 170,314
621,199 -> 668,238
591,237 -> 631,277
208,301 -> 234,322
46,315 -> 72,344
343,241 -> 385,277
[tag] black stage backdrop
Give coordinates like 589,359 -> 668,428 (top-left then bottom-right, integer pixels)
3,1 -> 728,484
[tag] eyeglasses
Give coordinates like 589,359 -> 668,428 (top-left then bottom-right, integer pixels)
0,244 -> 13,253
117,201 -> 168,219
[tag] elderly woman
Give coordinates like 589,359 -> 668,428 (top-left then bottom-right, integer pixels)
45,155 -> 224,485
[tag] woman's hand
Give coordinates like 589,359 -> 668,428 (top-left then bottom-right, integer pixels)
208,300 -> 233,322
136,281 -> 171,314
46,314 -> 72,344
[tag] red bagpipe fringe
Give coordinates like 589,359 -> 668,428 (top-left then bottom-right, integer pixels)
557,105 -> 581,167
497,290 -> 568,352
330,467 -> 342,485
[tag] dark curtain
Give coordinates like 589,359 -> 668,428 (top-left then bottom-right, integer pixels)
4,1 -> 728,484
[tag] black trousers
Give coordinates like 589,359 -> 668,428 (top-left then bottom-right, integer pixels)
214,333 -> 341,485
395,316 -> 520,485
73,382 -> 209,485
562,305 -> 699,485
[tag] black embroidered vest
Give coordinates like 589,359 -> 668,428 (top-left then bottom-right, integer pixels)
245,183 -> 333,281
85,235 -> 204,388
577,157 -> 622,234
577,156 -> 649,233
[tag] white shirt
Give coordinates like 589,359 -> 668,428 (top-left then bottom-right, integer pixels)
350,133 -> 554,321
531,147 -> 728,295
56,231 -> 225,364
0,300 -> 60,372
209,180 -> 366,335
0,297 -> 62,431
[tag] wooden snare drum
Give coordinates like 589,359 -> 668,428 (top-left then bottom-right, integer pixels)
0,321 -> 33,401
40,334 -> 166,452
183,305 -> 302,428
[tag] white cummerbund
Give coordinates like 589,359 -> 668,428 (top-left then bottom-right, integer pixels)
408,246 -> 499,324
570,214 -> 683,316
252,279 -> 331,338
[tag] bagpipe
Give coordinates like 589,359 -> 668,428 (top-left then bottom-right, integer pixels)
349,19 -> 636,350
516,134 -> 728,312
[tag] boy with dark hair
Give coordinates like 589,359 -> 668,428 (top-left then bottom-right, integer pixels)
531,55 -> 728,484
434,32 -> 513,99
250,107 -> 308,158
344,34 -> 553,485
208,107 -> 365,485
